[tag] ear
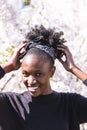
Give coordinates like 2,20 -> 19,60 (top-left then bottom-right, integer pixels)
50,66 -> 56,77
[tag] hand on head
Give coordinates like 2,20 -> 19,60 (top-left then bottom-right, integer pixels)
1,43 -> 27,75
57,44 -> 76,72
10,43 -> 27,70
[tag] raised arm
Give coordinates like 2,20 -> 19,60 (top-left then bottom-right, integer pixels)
57,44 -> 87,84
0,43 -> 26,79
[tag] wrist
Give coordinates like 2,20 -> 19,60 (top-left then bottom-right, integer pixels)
69,65 -> 87,81
1,62 -> 14,74
69,65 -> 78,73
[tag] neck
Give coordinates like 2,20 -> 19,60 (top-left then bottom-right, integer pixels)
41,84 -> 53,95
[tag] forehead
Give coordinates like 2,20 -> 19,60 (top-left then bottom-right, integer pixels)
21,54 -> 50,71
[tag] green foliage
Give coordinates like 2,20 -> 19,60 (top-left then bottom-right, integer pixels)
0,44 -> 15,64
23,0 -> 31,5
5,45 -> 15,56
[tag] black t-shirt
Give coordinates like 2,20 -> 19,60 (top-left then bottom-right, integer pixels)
0,91 -> 87,130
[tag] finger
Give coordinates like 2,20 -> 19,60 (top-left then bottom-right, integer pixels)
57,47 -> 66,57
17,43 -> 27,53
57,44 -> 67,48
57,44 -> 69,52
14,43 -> 27,57
57,45 -> 68,51
58,56 -> 65,64
57,45 -> 71,57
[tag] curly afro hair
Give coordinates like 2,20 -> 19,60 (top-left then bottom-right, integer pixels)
25,25 -> 66,58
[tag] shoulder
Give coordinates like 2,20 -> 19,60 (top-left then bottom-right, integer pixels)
0,91 -> 31,107
0,91 -> 31,106
54,91 -> 87,109
53,90 -> 80,98
2,91 -> 32,104
53,91 -> 83,104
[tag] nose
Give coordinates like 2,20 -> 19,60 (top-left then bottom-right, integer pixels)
27,75 -> 37,86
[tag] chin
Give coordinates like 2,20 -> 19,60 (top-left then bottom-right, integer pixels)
29,91 -> 40,97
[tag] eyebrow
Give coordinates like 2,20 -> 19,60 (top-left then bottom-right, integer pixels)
22,69 -> 43,73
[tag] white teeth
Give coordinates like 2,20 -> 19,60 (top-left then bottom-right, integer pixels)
28,86 -> 39,91
31,86 -> 39,89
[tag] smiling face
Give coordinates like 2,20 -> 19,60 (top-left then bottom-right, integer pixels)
21,54 -> 55,97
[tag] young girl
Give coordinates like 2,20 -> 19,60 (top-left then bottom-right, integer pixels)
0,25 -> 87,130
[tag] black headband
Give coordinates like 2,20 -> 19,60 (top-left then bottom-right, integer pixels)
19,42 -> 57,60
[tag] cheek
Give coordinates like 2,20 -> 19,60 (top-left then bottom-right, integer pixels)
40,76 -> 50,85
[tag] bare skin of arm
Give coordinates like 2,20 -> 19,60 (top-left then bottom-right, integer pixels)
1,43 -> 27,74
57,44 -> 87,81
